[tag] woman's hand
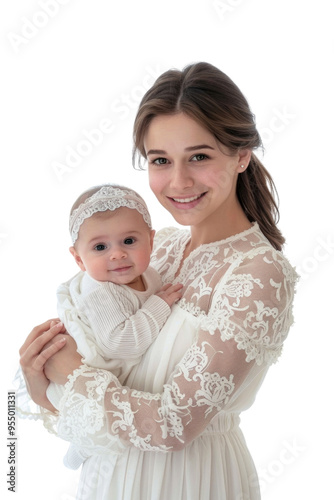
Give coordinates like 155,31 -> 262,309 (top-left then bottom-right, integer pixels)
19,319 -> 68,412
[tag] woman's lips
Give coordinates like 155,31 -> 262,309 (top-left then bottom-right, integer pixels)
167,192 -> 207,209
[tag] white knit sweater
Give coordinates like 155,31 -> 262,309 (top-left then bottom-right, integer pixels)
47,266 -> 171,409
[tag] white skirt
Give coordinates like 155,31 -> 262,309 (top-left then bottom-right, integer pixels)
76,411 -> 260,499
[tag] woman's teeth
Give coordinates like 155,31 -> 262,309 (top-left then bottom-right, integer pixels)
172,194 -> 203,203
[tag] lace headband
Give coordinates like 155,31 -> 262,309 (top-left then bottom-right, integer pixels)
69,185 -> 152,244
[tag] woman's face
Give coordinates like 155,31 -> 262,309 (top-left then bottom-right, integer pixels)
144,113 -> 250,233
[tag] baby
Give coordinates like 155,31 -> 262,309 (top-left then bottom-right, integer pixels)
47,183 -> 182,468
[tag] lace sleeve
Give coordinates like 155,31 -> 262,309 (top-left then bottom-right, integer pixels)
57,249 -> 297,452
58,331 -> 252,452
203,249 -> 298,365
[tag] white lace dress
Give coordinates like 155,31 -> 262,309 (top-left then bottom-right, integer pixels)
56,223 -> 298,500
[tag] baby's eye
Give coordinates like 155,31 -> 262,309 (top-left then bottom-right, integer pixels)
191,154 -> 208,161
94,244 -> 107,251
124,237 -> 136,245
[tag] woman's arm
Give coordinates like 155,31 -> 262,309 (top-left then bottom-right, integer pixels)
57,330 -> 253,453
19,318 -> 254,452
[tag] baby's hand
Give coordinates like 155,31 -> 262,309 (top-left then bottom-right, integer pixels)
155,283 -> 183,308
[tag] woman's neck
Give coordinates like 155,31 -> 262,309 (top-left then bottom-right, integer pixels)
184,206 -> 252,260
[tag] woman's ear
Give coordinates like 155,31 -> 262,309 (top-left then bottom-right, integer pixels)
69,246 -> 86,272
237,149 -> 252,173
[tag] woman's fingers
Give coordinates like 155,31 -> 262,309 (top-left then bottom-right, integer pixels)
20,321 -> 66,369
33,336 -> 67,372
18,319 -> 69,409
19,318 -> 62,355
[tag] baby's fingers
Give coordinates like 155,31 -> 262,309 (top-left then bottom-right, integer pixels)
165,283 -> 183,295
159,283 -> 172,292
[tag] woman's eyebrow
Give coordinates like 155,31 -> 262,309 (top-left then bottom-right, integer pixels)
146,149 -> 166,155
184,144 -> 215,152
146,144 -> 215,155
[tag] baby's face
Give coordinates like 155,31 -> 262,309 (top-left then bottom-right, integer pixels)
71,207 -> 155,286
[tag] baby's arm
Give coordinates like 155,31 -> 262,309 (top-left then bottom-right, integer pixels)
80,282 -> 182,359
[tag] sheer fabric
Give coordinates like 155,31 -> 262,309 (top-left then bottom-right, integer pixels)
56,223 -> 298,500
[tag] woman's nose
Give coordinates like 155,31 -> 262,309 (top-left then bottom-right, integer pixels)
169,164 -> 194,190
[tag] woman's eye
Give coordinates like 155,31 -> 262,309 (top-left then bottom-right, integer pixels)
94,244 -> 107,251
153,157 -> 168,165
191,154 -> 208,161
124,237 -> 135,245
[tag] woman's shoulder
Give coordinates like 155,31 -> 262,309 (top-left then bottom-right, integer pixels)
193,223 -> 298,298
242,224 -> 298,281
205,225 -> 299,318
220,224 -> 297,288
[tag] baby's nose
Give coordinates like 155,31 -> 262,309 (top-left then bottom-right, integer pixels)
109,247 -> 127,260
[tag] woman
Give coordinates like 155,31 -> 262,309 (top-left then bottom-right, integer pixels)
20,62 -> 298,499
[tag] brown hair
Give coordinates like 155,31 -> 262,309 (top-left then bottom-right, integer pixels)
132,62 -> 285,250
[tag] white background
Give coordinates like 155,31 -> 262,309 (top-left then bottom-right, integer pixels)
1,0 -> 333,498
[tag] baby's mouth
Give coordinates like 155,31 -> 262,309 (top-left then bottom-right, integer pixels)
110,266 -> 131,272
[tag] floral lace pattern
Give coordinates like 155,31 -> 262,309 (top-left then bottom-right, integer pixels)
57,223 -> 298,453
13,366 -> 59,434
58,365 -> 128,454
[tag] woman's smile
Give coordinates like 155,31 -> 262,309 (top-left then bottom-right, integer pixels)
167,192 -> 207,209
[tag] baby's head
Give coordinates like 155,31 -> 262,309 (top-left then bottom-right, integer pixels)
69,184 -> 155,288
